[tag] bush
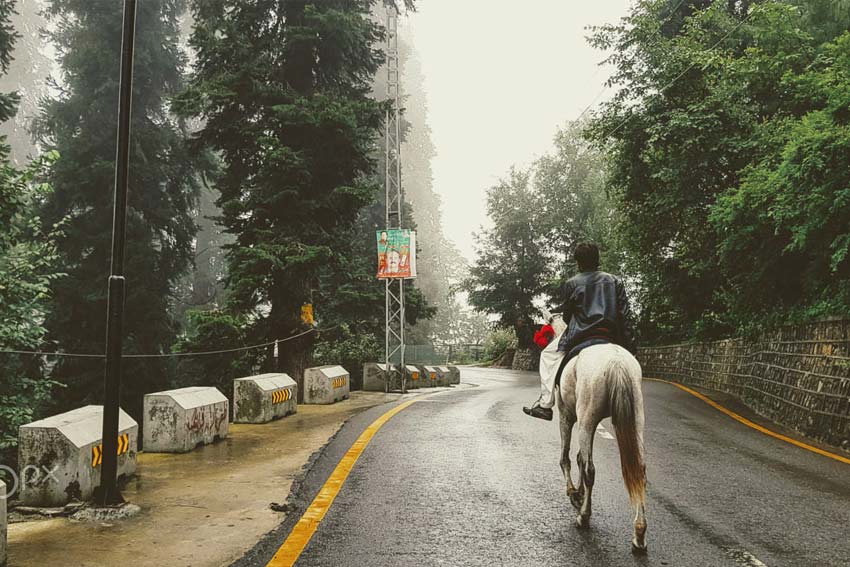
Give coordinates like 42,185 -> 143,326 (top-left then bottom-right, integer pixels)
312,325 -> 382,390
483,327 -> 518,361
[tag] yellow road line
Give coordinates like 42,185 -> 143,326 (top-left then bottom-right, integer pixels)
645,377 -> 850,466
266,398 -> 421,567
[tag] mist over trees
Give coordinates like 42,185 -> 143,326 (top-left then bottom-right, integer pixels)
0,0 -> 445,463
468,0 -> 850,348
0,0 -> 47,164
4,0 -> 849,470
35,0 -> 202,418
465,122 -> 619,345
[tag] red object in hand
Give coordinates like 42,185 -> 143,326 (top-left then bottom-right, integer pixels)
534,324 -> 556,348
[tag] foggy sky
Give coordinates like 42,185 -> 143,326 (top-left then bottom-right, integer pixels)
405,1 -> 631,260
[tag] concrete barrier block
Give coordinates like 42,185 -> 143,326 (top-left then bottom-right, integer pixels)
425,365 -> 450,386
233,373 -> 297,423
404,365 -> 421,389
436,366 -> 452,386
143,387 -> 228,453
363,363 -> 398,391
304,365 -> 350,404
446,365 -> 461,384
18,405 -> 138,507
417,364 -> 439,388
1,480 -> 6,566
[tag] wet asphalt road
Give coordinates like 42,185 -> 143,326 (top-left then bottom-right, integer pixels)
237,367 -> 850,567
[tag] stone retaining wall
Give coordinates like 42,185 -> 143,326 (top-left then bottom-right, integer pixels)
638,319 -> 850,451
511,348 -> 538,371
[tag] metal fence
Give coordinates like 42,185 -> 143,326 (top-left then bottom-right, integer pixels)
638,319 -> 850,450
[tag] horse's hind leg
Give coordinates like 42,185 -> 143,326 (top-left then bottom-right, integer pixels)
556,399 -> 578,504
574,419 -> 597,529
632,500 -> 647,552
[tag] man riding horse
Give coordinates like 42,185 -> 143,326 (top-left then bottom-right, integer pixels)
523,242 -> 637,421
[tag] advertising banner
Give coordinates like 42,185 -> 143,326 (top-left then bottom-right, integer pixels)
376,229 -> 417,279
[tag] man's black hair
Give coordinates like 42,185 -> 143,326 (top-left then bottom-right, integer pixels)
574,242 -> 599,272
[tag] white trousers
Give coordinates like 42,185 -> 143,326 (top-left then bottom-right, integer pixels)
537,332 -> 565,409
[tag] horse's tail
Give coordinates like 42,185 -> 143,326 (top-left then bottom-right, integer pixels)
607,355 -> 646,506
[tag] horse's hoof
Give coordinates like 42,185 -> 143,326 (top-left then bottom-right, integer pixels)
631,540 -> 648,555
575,515 -> 590,530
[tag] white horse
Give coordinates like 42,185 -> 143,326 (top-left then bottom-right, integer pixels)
554,327 -> 648,553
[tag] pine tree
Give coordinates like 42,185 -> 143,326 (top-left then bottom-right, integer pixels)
36,0 -> 200,416
177,1 -> 415,394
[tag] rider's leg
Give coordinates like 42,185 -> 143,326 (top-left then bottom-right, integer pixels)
537,334 -> 564,409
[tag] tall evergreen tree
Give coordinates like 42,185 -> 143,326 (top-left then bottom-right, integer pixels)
177,1 -> 414,393
36,0 -> 200,416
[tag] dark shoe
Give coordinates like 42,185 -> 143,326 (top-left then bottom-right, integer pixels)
523,404 -> 553,421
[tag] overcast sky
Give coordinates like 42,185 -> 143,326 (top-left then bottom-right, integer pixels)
405,1 -> 632,260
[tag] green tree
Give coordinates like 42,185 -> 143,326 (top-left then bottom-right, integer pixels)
176,1 -> 414,393
588,0 -> 850,339
710,29 -> 850,328
0,154 -> 64,467
587,0 -> 775,340
465,168 -> 550,348
36,0 -> 200,416
534,121 -> 626,287
0,0 -> 63,469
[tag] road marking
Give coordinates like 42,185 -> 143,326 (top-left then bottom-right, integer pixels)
645,378 -> 850,466
596,423 -> 614,439
266,398 -> 422,567
725,547 -> 769,566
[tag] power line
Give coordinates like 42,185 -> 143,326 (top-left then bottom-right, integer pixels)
603,5 -> 758,139
0,325 -> 342,360
575,0 -> 690,124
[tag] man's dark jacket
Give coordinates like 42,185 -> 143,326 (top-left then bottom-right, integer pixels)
556,270 -> 637,354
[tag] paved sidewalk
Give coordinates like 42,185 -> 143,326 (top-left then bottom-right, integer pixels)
7,391 -> 403,567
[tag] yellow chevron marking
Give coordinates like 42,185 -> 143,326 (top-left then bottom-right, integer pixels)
272,389 -> 292,404
92,433 -> 130,468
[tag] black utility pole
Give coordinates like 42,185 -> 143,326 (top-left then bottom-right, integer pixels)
96,0 -> 137,506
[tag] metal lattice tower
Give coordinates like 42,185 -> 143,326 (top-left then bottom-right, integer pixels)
384,3 -> 405,393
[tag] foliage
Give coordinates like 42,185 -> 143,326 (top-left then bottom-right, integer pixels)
172,310 -> 257,399
0,152 -> 64,467
710,30 -> 850,330
466,120 -> 626,345
312,324 -> 382,388
465,168 -> 550,347
35,0 -> 201,418
483,327 -> 517,362
533,120 -> 629,301
176,0 -> 410,385
586,0 -> 850,341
